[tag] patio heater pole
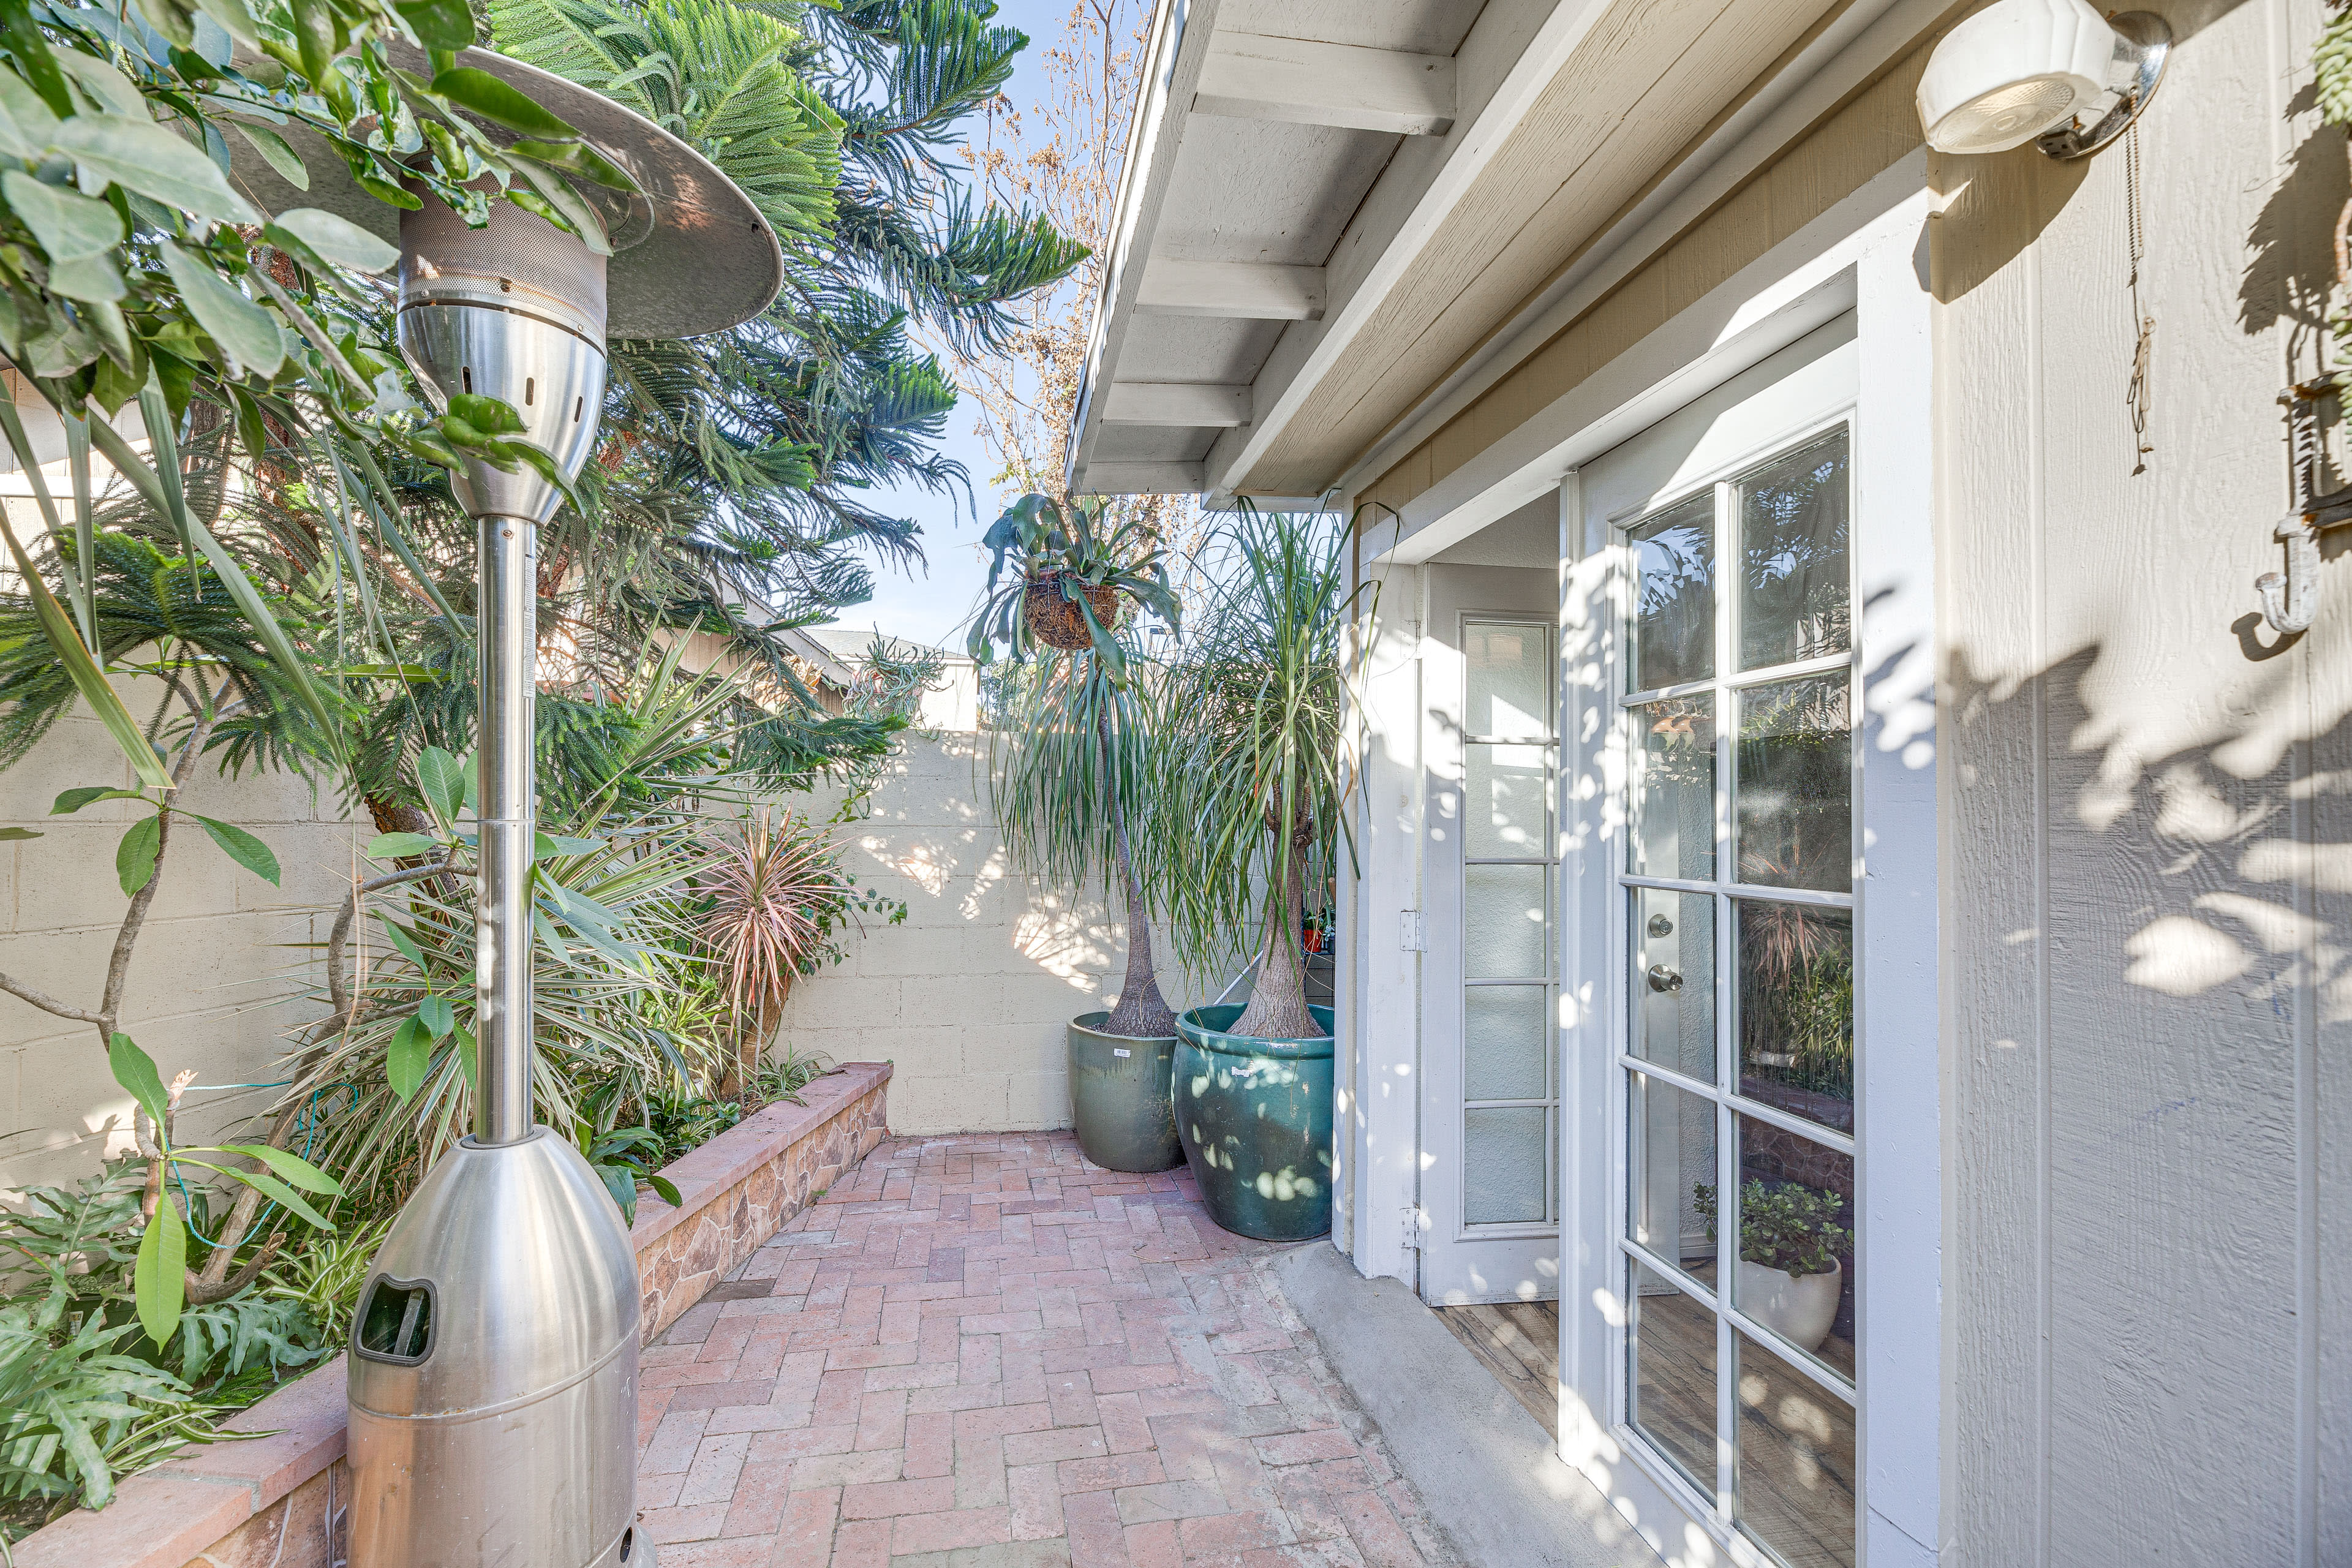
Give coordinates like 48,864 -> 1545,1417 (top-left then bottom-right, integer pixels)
231,45 -> 783,1568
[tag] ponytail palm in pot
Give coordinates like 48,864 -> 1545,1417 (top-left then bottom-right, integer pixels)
1153,510 -> 1363,1240
979,494 -> 1185,1172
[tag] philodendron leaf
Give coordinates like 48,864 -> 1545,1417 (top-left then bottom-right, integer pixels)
159,243 -> 285,377
116,812 -> 161,894
386,1014 -> 431,1101
190,814 -> 279,884
417,993 -> 453,1038
108,1031 -> 170,1133
263,207 -> 397,274
365,831 -> 439,861
134,1193 -> 186,1348
428,66 -> 579,141
2,169 -> 124,260
418,745 -> 464,824
48,114 -> 260,224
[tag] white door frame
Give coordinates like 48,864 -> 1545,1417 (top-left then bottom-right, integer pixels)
1555,203 -> 1942,1567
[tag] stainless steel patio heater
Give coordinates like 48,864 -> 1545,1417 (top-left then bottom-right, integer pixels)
232,45 -> 780,1568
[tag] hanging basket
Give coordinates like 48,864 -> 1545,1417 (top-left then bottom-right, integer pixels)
1023,576 -> 1123,650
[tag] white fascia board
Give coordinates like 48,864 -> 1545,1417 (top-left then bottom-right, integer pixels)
1372,151 -> 1935,565
1202,0 -> 1624,499
1082,461 -> 1207,494
1135,258 -> 1327,320
1193,33 -> 1456,137
1101,382 -> 1253,426
1337,0 -> 1945,499
1066,0 -> 1224,496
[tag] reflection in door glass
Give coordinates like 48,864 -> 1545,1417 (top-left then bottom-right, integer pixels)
1632,695 -> 1714,880
1735,901 -> 1852,1131
1629,493 -> 1714,692
1465,742 -> 1551,858
1465,985 -> 1550,1100
1733,1114 -> 1855,1385
1465,1106 -> 1548,1224
1738,429 -> 1850,671
1736,674 -> 1850,893
1626,1069 -> 1716,1272
1630,1261 -> 1717,1500
1734,1330 -> 1856,1568
1630,889 -> 1715,1082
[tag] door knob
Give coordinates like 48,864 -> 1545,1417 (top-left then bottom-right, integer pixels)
1646,964 -> 1683,993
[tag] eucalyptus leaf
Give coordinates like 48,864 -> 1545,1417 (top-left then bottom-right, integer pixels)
0,826 -> 42,840
265,206 -> 398,273
418,993 -> 453,1038
218,1142 -> 343,1194
428,65 -> 579,140
190,813 -> 281,885
134,1193 -> 186,1348
233,122 -> 308,189
116,812 -> 161,895
365,830 -> 439,860
386,1014 -> 431,1101
108,1031 -> 172,1134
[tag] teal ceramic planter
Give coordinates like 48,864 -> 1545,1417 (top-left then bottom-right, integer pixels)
1067,1012 -> 1184,1173
1173,1004 -> 1335,1242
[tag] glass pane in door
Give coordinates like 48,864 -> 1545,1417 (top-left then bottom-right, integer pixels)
1737,430 -> 1850,671
1464,1107 -> 1549,1224
1626,1070 -> 1716,1273
1733,1330 -> 1856,1568
1466,865 -> 1550,979
1734,1114 -> 1855,1384
1466,623 -> 1551,738
1734,901 -> 1852,1130
1466,742 -> 1551,857
1632,695 -> 1715,880
1629,1261 -> 1717,1499
1735,674 -> 1850,893
1630,889 -> 1715,1081
1465,986 -> 1550,1099
1628,492 -> 1715,692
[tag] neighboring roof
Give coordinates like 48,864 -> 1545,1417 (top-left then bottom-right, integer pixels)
800,628 -> 973,666
1068,0 -> 1882,505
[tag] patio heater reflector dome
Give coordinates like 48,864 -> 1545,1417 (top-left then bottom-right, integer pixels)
238,44 -> 783,1568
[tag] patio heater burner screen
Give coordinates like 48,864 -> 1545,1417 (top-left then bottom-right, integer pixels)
276,43 -> 785,1568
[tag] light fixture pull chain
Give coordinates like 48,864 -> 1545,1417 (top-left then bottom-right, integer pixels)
2125,121 -> 2155,473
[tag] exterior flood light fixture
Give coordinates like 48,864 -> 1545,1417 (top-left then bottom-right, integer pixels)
1916,0 -> 2169,159
230,45 -> 781,1568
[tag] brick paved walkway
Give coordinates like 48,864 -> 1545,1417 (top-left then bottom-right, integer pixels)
636,1131 -> 1455,1568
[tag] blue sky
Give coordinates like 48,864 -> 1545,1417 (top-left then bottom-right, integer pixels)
832,0 -> 1074,656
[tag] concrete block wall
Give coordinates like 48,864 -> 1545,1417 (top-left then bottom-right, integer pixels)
0,695 -> 368,1189
0,715 -> 1215,1185
775,734 -> 1217,1136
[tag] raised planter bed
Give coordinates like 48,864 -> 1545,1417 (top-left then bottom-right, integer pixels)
11,1061 -> 891,1568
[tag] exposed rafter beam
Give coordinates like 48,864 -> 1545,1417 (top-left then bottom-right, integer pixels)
1102,382 -> 1252,427
1079,461 -> 1206,496
1193,32 -> 1456,137
1135,259 -> 1326,321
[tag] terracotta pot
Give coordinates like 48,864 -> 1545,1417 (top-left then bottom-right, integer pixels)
1024,576 -> 1122,649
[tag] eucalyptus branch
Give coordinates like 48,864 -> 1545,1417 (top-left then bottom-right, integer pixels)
325,854 -> 472,1022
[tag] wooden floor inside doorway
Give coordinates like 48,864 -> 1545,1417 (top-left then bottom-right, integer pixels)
1436,1300 -> 1561,1439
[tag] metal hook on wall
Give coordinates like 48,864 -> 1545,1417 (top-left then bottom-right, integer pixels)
2256,377 -> 2352,635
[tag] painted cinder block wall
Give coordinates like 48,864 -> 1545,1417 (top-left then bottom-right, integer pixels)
0,710 -> 1179,1188
774,732 -> 1212,1136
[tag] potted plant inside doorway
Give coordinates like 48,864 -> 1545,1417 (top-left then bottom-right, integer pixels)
1695,1178 -> 1853,1351
1150,509 -> 1367,1240
974,493 -> 1187,1172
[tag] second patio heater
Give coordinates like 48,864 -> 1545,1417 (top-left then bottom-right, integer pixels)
232,45 -> 780,1568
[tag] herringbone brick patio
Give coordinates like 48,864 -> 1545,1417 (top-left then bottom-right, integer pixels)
635,1131 -> 1457,1567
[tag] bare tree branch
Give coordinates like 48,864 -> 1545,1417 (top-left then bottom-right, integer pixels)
0,973 -> 107,1024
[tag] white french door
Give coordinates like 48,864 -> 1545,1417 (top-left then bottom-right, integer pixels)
1574,318 -> 1862,1568
1417,566 -> 1561,1305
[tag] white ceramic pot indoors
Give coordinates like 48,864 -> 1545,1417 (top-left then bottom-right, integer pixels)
1737,1257 -> 1842,1351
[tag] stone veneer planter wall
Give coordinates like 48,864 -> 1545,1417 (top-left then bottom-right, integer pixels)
12,1061 -> 891,1568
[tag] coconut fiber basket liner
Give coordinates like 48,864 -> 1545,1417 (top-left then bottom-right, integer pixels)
1024,578 -> 1123,650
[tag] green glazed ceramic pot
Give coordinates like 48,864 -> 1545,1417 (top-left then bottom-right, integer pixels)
1067,1012 -> 1184,1172
1172,1004 -> 1335,1241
